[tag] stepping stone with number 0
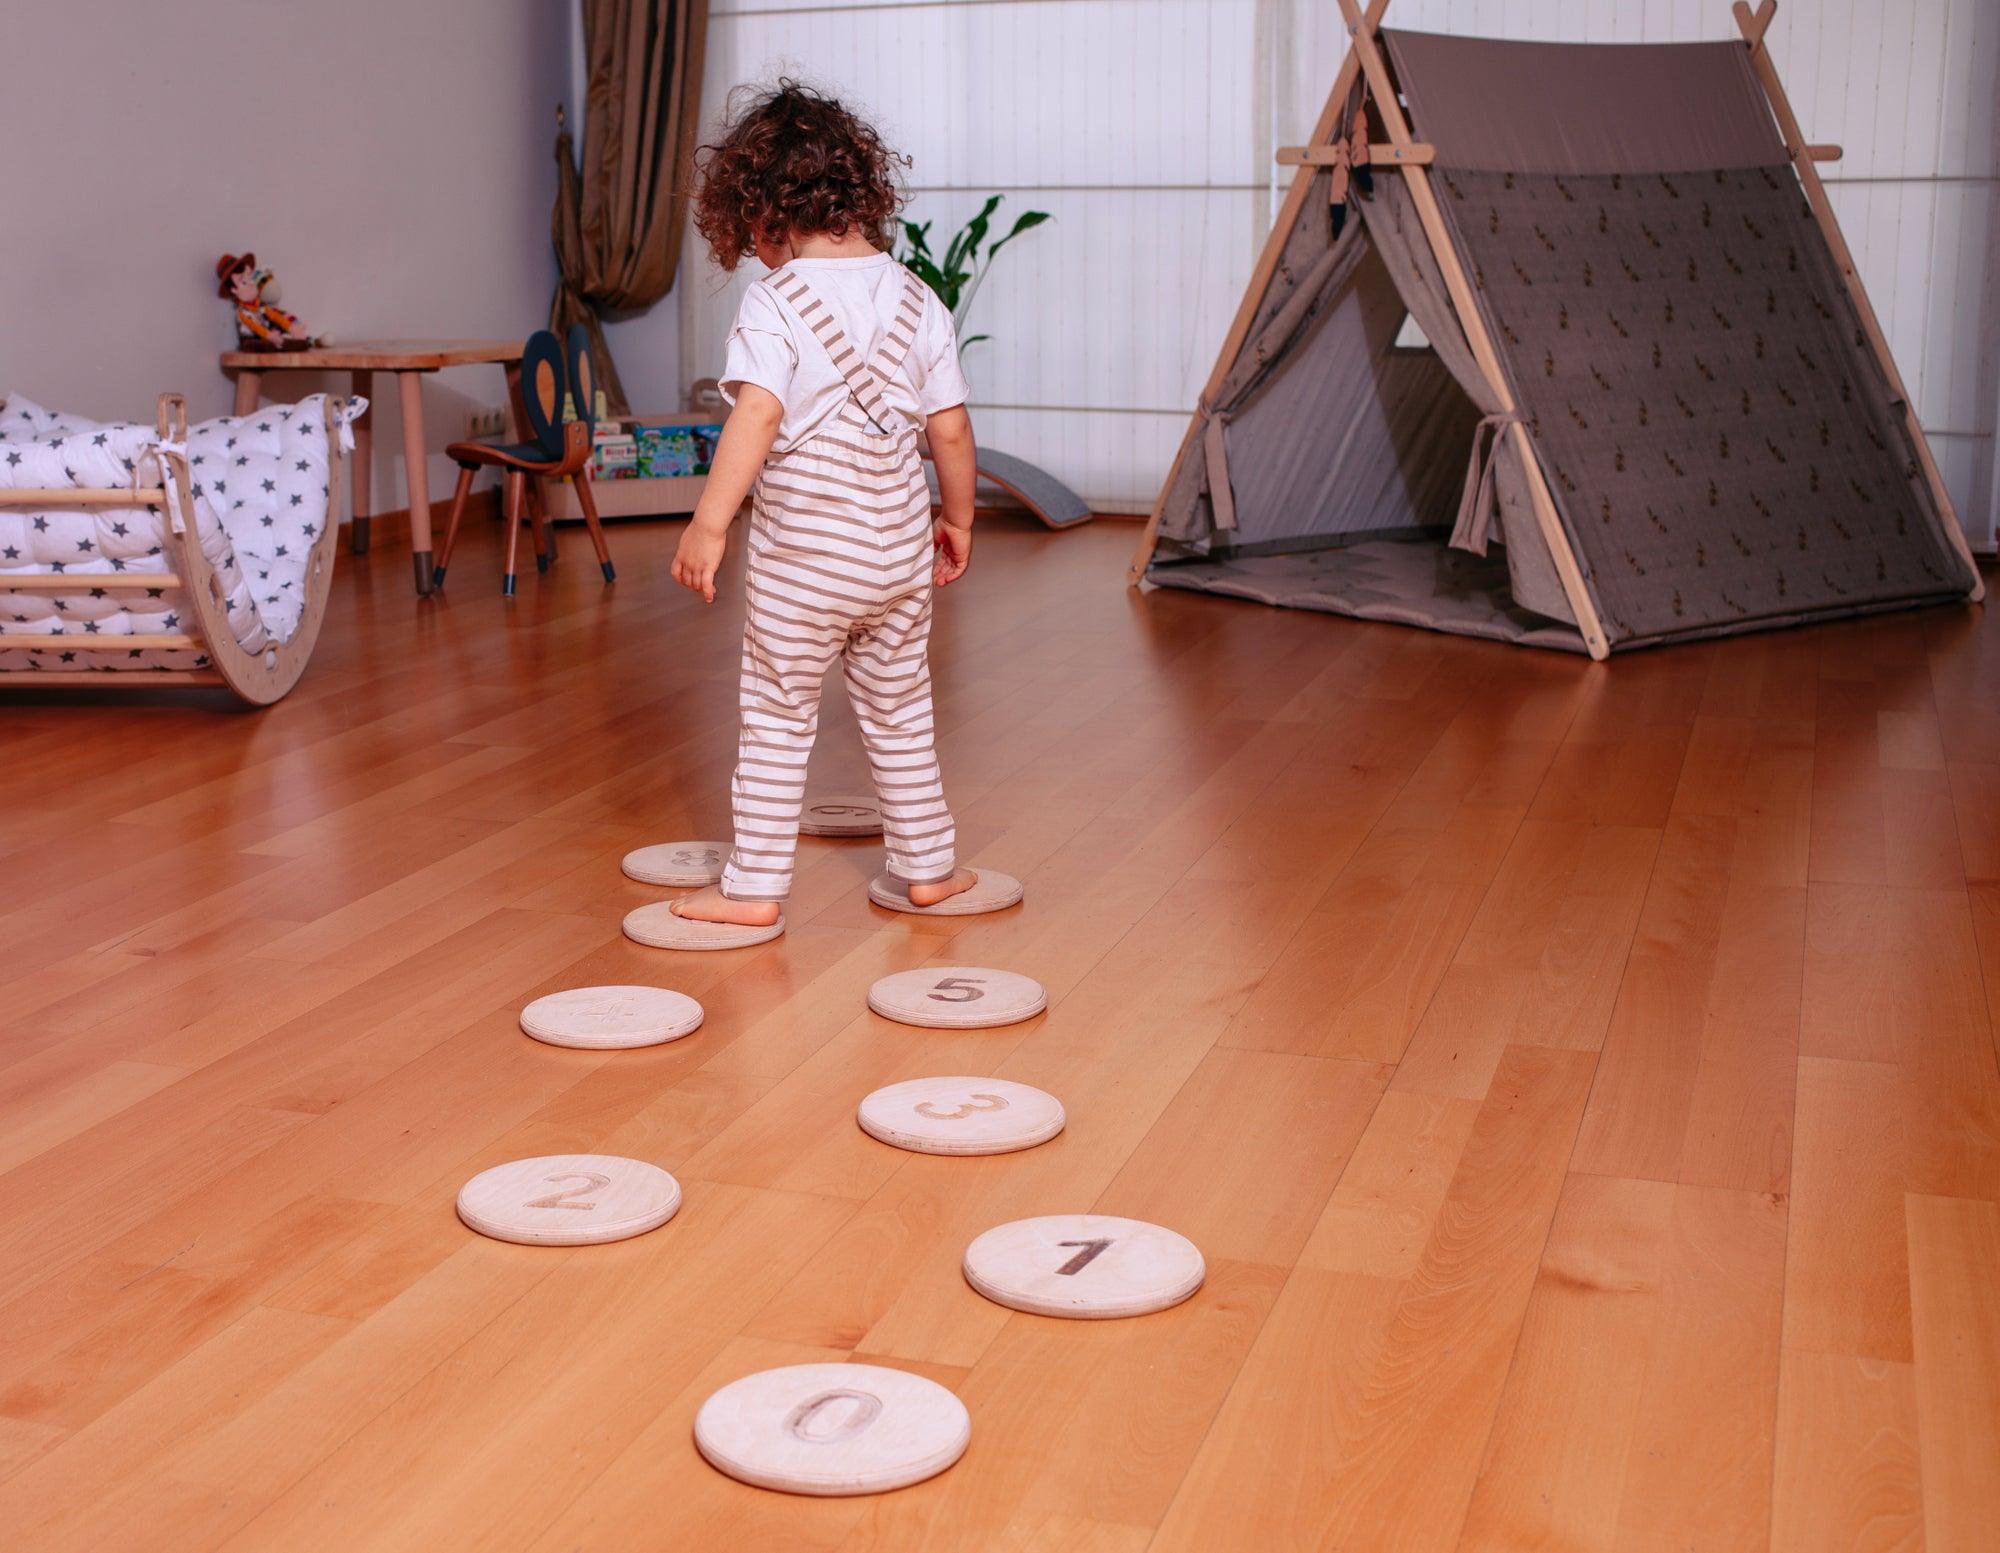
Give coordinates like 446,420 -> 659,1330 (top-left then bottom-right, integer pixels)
622,842 -> 727,887
868,869 -> 1024,916
963,1214 -> 1204,1318
694,1363 -> 970,1495
857,1077 -> 1065,1155
456,1154 -> 681,1246
799,795 -> 883,837
519,985 -> 704,1049
866,966 -> 1047,1029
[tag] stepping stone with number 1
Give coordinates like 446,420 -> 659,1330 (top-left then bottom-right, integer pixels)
867,967 -> 1046,1029
694,1363 -> 970,1495
963,1214 -> 1204,1318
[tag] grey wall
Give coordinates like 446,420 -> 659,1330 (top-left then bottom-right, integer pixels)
0,0 -> 573,515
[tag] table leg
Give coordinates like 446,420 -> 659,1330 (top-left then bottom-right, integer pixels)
398,370 -> 434,595
349,370 -> 374,554
231,369 -> 263,417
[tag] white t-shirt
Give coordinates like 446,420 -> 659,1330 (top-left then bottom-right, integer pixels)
720,252 -> 970,451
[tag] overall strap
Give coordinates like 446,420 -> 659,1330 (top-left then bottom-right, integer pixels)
767,268 -> 902,434
868,267 -> 928,384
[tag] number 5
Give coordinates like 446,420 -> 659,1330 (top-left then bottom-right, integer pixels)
929,977 -> 986,1003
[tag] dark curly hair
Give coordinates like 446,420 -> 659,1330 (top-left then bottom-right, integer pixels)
692,81 -> 908,271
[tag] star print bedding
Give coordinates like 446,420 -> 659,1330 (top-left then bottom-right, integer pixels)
0,393 -> 362,675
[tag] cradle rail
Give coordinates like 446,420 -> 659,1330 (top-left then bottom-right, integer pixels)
2,393 -> 343,704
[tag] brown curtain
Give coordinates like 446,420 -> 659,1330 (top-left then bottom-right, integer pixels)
553,0 -> 710,415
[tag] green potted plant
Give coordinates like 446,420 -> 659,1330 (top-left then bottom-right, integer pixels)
895,195 -> 1050,352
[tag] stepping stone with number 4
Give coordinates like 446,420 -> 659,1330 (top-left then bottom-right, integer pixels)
622,842 -> 727,887
519,985 -> 704,1049
963,1214 -> 1204,1318
857,1077 -> 1065,1155
456,1154 -> 681,1246
799,795 -> 883,837
866,967 -> 1047,1030
694,1362 -> 970,1495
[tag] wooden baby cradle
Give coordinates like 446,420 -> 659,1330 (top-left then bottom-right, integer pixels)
0,393 -> 344,705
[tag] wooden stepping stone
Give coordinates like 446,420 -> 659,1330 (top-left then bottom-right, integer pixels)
857,1077 -> 1065,1156
622,841 -> 727,887
519,985 -> 704,1050
623,902 -> 783,951
694,1362 -> 970,1496
868,869 -> 1024,916
963,1214 -> 1204,1319
866,966 -> 1046,1029
456,1154 -> 681,1246
799,794 -> 883,837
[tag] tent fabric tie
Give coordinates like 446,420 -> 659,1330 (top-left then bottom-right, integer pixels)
1451,411 -> 1523,556
1201,403 -> 1238,532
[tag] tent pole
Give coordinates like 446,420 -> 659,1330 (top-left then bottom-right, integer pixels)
1332,0 -> 1612,658
1731,0 -> 1984,602
1127,0 -> 1395,587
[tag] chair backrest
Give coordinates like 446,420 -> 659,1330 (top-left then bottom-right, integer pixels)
518,330 -> 567,459
564,325 -> 597,437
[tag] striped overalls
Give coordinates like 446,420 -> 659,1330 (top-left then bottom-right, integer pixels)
718,267 -> 957,903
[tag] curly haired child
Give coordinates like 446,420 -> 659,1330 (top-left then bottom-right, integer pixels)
668,82 -> 978,928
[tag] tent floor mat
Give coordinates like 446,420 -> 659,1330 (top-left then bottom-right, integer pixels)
1148,538 -> 1588,653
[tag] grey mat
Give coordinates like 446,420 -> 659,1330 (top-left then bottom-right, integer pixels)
1150,539 -> 1589,653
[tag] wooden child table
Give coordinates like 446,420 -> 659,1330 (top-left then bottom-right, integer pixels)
222,339 -> 525,595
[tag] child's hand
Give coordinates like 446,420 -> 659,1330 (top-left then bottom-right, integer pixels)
672,519 -> 729,603
934,518 -> 972,587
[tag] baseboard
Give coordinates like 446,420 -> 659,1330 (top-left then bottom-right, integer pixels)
337,488 -> 500,540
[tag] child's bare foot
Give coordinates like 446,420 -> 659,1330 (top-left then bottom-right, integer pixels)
907,869 -> 977,908
669,886 -> 782,927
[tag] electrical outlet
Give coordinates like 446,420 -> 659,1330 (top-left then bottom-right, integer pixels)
464,406 -> 508,440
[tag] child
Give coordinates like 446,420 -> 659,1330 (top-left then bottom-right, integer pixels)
668,82 -> 978,929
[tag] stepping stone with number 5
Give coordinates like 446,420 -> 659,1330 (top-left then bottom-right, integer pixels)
866,967 -> 1047,1030
963,1215 -> 1204,1318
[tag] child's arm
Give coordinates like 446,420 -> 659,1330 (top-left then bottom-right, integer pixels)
927,404 -> 976,587
671,385 -> 783,603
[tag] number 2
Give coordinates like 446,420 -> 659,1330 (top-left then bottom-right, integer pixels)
915,1092 -> 1009,1122
526,1171 -> 611,1210
928,977 -> 987,1003
1055,1238 -> 1112,1276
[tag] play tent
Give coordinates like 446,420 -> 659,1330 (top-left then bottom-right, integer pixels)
1130,0 -> 1983,658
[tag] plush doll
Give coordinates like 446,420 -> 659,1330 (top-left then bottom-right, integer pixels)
215,252 -> 322,351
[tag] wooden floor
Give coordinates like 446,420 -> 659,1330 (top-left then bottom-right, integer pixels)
3,513 -> 1999,1550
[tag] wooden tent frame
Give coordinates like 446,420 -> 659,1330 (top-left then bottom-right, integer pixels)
1127,0 -> 1983,659
0,393 -> 345,703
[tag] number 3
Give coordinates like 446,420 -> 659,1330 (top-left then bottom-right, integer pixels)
928,977 -> 987,1003
915,1092 -> 1009,1121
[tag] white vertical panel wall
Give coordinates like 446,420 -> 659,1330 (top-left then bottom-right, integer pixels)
684,0 -> 2000,543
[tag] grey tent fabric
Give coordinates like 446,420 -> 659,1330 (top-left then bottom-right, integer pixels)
1146,27 -> 1977,654
1383,31 -> 1783,175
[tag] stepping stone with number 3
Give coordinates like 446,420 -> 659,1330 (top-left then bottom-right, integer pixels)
857,1077 -> 1065,1155
963,1214 -> 1204,1318
866,967 -> 1047,1030
622,842 -> 727,887
694,1362 -> 970,1495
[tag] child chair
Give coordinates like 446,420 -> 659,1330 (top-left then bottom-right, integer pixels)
433,326 -> 615,595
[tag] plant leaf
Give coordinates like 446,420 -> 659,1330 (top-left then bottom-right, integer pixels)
986,209 -> 1051,261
